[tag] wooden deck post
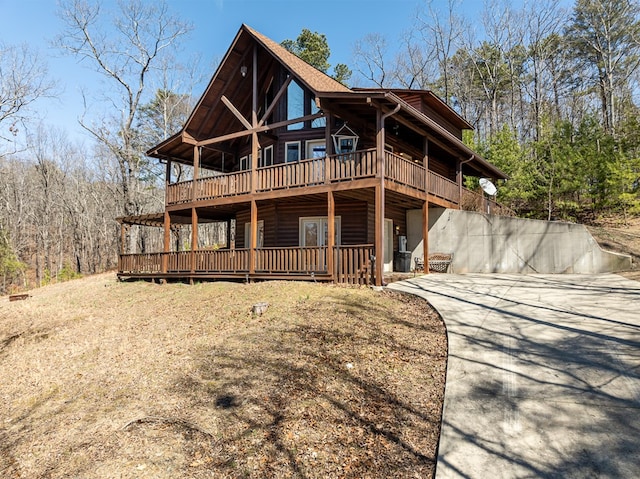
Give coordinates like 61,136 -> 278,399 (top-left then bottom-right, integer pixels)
248,44 -> 259,280
251,44 -> 259,194
374,108 -> 385,286
327,190 -> 335,280
423,138 -> 429,274
190,145 -> 200,277
193,146 -> 200,202
120,223 -> 126,255
249,199 -> 257,276
165,159 -> 172,206
191,208 -> 198,274
373,103 -> 400,286
162,211 -> 171,274
324,111 -> 332,184
457,158 -> 462,207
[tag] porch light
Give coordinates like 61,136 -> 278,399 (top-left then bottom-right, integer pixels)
240,65 -> 248,77
332,123 -> 359,154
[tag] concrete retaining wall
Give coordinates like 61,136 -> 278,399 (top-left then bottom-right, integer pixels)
406,208 -> 632,273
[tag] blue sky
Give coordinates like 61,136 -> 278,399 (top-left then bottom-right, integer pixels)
1,0 -> 554,146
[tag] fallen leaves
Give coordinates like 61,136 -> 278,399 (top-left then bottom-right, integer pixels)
0,275 -> 446,478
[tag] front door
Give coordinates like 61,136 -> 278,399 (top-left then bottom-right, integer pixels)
384,218 -> 393,273
299,217 -> 341,247
300,217 -> 341,271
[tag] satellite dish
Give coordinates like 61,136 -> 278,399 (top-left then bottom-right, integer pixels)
479,178 -> 497,196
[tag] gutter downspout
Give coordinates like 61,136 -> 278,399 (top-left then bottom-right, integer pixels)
458,155 -> 474,208
375,103 -> 401,286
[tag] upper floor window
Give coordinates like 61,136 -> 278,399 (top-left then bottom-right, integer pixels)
311,98 -> 326,128
287,81 -> 304,130
241,145 -> 274,170
259,145 -> 273,168
285,141 -> 301,162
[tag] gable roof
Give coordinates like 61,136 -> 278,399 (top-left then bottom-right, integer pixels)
243,25 -> 351,95
181,24 -> 350,140
146,25 -> 507,180
363,88 -> 474,131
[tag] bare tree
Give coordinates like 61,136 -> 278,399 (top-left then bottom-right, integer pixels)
0,43 -> 55,145
55,0 -> 191,216
392,28 -> 437,89
352,33 -> 392,87
522,0 -> 566,140
28,125 -> 67,284
417,0 -> 465,102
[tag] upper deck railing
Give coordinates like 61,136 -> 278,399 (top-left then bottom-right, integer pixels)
166,148 -> 461,206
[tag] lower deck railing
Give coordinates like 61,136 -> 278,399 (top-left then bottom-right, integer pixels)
118,245 -> 374,285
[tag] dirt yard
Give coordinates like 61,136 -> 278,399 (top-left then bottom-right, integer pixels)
0,275 -> 446,479
589,216 -> 640,281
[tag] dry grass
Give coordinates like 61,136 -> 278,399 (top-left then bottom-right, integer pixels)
0,274 -> 446,479
589,216 -> 640,281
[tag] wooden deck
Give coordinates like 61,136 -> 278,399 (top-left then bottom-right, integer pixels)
118,245 -> 374,285
119,151 -> 480,285
166,149 -> 460,207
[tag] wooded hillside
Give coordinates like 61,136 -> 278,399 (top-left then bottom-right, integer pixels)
351,0 -> 640,222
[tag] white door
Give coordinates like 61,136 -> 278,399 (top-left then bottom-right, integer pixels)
300,217 -> 341,271
244,220 -> 264,248
306,139 -> 326,159
299,217 -> 341,247
384,218 -> 393,273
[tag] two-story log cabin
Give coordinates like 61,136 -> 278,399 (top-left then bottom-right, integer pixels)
117,24 -> 507,286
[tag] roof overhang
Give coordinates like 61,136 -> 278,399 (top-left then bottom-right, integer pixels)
319,91 -> 508,180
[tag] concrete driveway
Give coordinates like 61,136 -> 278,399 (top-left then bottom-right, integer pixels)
388,274 -> 640,478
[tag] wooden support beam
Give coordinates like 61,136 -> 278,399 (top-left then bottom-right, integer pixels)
251,44 -> 259,195
259,75 -> 292,127
327,190 -> 335,281
181,131 -> 197,145
221,95 -> 252,130
250,200 -> 257,276
252,43 -> 258,127
193,146 -> 200,202
194,48 -> 251,139
422,202 -> 429,275
162,210 -> 171,274
457,158 -> 462,205
373,104 -> 398,285
423,138 -> 429,274
120,224 -> 126,255
196,113 -> 323,147
374,184 -> 384,286
374,107 -> 385,286
324,111 -> 332,184
191,207 -> 198,274
165,159 -> 172,207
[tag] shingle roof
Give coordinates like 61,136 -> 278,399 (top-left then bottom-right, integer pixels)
243,24 -> 351,94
